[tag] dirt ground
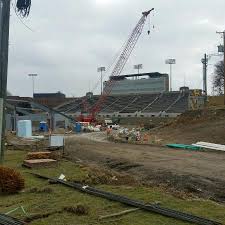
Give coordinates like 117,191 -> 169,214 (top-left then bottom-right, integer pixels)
154,118 -> 225,145
154,108 -> 225,145
65,132 -> 225,203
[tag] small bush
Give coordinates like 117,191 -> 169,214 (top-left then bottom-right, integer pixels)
0,166 -> 25,194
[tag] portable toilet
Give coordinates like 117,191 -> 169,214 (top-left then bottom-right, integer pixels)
39,121 -> 48,132
75,122 -> 82,133
17,120 -> 32,138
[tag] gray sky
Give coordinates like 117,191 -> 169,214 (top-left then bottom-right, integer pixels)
8,0 -> 225,97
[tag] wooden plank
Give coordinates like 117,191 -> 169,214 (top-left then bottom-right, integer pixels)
23,159 -> 57,168
99,208 -> 140,220
193,142 -> 225,152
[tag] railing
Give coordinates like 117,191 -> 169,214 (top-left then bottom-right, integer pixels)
141,92 -> 164,112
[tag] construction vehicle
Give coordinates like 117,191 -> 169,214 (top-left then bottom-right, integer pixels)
80,9 -> 155,123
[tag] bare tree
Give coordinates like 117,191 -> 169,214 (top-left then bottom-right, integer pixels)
212,60 -> 224,95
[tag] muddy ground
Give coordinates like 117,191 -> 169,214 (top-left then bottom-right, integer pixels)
65,133 -> 225,203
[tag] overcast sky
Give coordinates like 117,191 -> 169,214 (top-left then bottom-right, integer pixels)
7,0 -> 225,97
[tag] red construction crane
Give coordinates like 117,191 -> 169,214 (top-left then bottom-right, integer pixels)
81,9 -> 154,122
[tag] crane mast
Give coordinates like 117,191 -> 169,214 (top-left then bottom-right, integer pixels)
87,9 -> 154,120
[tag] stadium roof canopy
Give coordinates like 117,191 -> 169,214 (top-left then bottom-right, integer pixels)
109,72 -> 168,81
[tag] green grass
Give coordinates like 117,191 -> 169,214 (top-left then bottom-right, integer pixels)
0,150 -> 225,225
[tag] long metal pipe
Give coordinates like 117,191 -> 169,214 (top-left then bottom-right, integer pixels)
32,173 -> 221,225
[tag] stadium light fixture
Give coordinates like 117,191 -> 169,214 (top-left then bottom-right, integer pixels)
165,59 -> 176,92
134,64 -> 143,74
28,74 -> 38,97
97,67 -> 106,95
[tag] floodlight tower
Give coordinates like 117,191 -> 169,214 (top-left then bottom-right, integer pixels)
134,64 -> 143,74
28,74 -> 38,97
165,59 -> 176,92
97,67 -> 106,95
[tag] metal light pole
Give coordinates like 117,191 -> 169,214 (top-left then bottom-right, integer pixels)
0,0 -> 10,164
216,31 -> 225,104
28,74 -> 38,97
165,59 -> 176,92
97,67 -> 105,95
134,64 -> 143,75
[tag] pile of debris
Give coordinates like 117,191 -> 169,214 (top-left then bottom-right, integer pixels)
78,166 -> 138,186
108,127 -> 162,145
23,151 -> 58,169
6,132 -> 46,151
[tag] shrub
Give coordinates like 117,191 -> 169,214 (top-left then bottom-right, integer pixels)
0,166 -> 25,194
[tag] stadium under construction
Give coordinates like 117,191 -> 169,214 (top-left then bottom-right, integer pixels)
4,8 -> 205,129
5,70 -> 205,131
56,72 -> 204,119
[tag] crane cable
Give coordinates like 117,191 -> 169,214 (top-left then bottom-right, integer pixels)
148,10 -> 155,35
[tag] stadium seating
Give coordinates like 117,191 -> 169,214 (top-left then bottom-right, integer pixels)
120,94 -> 159,113
167,92 -> 189,113
56,92 -> 190,116
142,92 -> 180,113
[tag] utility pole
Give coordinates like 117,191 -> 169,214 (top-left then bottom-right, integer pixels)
201,54 -> 208,98
0,0 -> 10,164
216,31 -> 225,104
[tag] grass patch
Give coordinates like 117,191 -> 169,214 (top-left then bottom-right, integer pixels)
0,150 -> 225,225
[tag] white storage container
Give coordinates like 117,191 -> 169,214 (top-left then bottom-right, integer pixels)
17,120 -> 32,138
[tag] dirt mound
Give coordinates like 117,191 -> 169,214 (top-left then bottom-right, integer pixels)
77,165 -> 138,186
172,108 -> 225,126
153,108 -> 225,145
6,132 -> 47,151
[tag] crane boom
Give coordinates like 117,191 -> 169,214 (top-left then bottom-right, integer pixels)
87,9 -> 154,121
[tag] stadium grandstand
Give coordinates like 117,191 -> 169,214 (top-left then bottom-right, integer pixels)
56,72 -> 205,118
5,73 -> 205,120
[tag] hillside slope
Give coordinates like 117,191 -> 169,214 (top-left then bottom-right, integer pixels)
154,108 -> 225,145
